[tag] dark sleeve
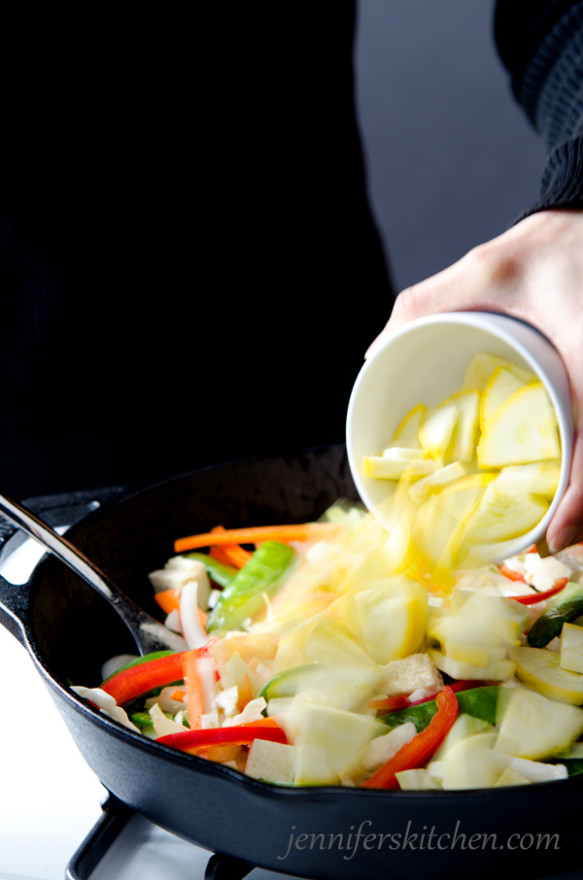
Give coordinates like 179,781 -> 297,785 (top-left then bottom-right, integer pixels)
494,0 -> 583,213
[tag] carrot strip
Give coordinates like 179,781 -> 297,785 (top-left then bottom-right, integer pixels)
154,589 -> 182,615
182,649 -> 206,730
174,522 -> 341,554
210,544 -> 252,568
239,674 -> 253,710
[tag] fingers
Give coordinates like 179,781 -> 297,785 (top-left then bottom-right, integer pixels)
546,428 -> 583,553
366,234 -> 525,358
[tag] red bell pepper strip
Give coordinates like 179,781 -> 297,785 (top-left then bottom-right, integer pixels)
156,717 -> 287,753
511,577 -> 569,606
101,651 -> 188,705
362,685 -> 459,789
499,564 -> 527,583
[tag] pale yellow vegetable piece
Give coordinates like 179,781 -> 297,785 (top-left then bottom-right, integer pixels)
477,382 -> 560,468
440,737 -> 511,790
394,768 -> 441,790
459,478 -> 549,546
340,577 -> 428,665
493,758 -> 567,786
432,712 -> 496,761
391,402 -> 427,447
286,702 -> 383,781
294,744 -> 336,786
427,648 -> 515,682
462,351 -> 535,391
560,623 -> 583,674
432,714 -> 495,762
418,400 -> 458,460
443,641 -> 507,667
303,618 -> 379,670
492,766 -> 532,787
494,686 -> 583,759
376,480 -> 416,569
245,739 -> 297,784
436,473 -> 496,522
362,455 -> 440,480
427,590 -> 529,648
408,461 -> 467,505
411,494 -> 459,567
510,645 -> 583,705
479,366 -> 525,428
381,446 -> 427,460
494,461 -> 561,501
448,389 -> 481,463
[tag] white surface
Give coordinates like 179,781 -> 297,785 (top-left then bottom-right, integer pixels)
0,538 -> 304,880
346,311 -> 573,560
0,621 -> 104,879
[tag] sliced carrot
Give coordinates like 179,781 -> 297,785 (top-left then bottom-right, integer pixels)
182,649 -> 206,730
174,522 -> 341,554
198,607 -> 209,628
210,543 -> 252,569
154,588 -> 182,615
239,674 -> 253,710
169,687 -> 187,702
208,526 -> 253,569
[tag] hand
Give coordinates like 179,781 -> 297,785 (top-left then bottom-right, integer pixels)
368,209 -> 583,554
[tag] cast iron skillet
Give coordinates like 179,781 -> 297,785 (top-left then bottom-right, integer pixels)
0,447 -> 580,880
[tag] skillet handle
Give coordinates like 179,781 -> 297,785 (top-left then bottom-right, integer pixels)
0,573 -> 29,647
0,488 -> 127,648
65,792 -> 133,880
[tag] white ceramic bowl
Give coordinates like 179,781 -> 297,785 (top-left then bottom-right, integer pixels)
346,311 -> 574,561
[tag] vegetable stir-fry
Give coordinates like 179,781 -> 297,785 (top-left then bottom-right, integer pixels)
73,504 -> 583,790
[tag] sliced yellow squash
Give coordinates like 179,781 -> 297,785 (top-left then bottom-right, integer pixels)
459,478 -> 549,545
477,382 -> 560,468
494,685 -> 583,759
510,645 -> 583,704
479,366 -> 525,428
391,402 -> 427,447
560,623 -> 583,674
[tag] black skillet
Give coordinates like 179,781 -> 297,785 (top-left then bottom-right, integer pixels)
0,447 -> 581,880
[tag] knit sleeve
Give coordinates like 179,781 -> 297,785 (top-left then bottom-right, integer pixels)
494,0 -> 583,212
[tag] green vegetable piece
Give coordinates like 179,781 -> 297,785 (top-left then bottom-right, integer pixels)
259,664 -> 324,701
557,758 -> 583,777
185,552 -> 237,588
456,685 -> 499,724
380,686 -> 499,733
129,709 -> 176,733
206,541 -> 295,633
527,584 -> 583,648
